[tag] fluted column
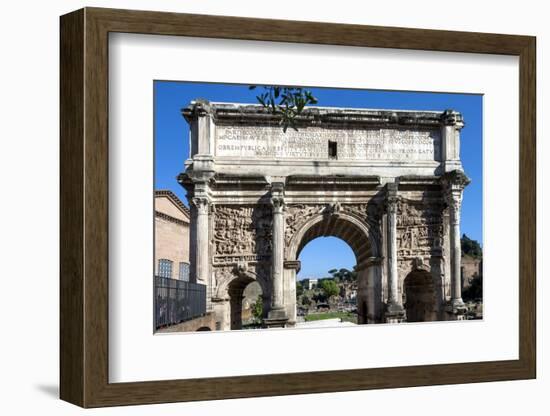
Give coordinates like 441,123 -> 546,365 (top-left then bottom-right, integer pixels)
265,182 -> 288,326
385,183 -> 405,322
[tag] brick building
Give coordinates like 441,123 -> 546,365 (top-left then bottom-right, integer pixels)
461,255 -> 482,291
154,190 -> 191,280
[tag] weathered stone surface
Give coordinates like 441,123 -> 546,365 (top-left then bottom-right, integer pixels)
179,101 -> 471,329
216,125 -> 440,161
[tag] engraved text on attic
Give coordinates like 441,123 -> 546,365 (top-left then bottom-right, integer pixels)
215,125 -> 441,161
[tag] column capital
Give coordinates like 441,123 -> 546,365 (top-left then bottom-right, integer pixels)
191,196 -> 210,215
443,171 -> 469,215
442,170 -> 470,192
385,182 -> 399,214
270,181 -> 285,214
271,196 -> 285,214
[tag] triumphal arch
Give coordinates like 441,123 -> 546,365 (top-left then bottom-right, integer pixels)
178,100 -> 470,330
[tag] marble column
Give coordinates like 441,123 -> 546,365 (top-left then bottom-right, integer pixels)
385,183 -> 405,322
444,171 -> 470,317
284,260 -> 301,326
271,197 -> 284,309
449,194 -> 463,305
192,196 -> 210,286
265,182 -> 288,326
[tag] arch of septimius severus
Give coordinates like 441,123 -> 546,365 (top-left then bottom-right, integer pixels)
177,100 -> 470,330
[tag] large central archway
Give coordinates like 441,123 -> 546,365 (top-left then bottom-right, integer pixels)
292,212 -> 376,265
297,236 -> 357,323
286,209 -> 384,325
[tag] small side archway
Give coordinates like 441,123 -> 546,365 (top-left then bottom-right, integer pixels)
228,275 -> 255,330
215,266 -> 268,331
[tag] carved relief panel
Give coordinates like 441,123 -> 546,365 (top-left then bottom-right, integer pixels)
284,204 -> 325,247
396,199 -> 444,259
212,204 -> 272,266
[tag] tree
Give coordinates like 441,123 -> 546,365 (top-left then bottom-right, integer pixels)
461,234 -> 482,258
320,279 -> 339,301
328,267 -> 357,282
312,292 -> 327,304
249,86 -> 318,132
301,295 -> 312,307
296,281 -> 304,297
251,295 -> 263,322
462,273 -> 483,301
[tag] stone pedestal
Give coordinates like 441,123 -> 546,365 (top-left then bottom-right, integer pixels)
263,308 -> 290,328
446,303 -> 468,320
385,306 -> 407,323
284,260 -> 301,325
211,297 -> 230,331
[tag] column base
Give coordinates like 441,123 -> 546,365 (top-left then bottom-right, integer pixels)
384,303 -> 406,323
263,308 -> 289,328
446,298 -> 468,320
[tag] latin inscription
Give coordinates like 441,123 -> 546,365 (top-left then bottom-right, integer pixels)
215,126 -> 440,161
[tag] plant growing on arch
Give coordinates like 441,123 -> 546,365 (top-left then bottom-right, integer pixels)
251,295 -> 263,322
249,85 -> 318,132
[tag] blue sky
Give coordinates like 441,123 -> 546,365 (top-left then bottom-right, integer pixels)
154,81 -> 482,279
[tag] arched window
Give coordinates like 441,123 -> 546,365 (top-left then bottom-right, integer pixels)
179,262 -> 190,281
158,259 -> 173,279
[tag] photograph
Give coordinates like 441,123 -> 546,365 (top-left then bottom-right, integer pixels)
153,81 -> 483,333
50,3 -> 537,410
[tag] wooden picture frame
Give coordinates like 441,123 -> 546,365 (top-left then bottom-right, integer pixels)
60,7 -> 536,408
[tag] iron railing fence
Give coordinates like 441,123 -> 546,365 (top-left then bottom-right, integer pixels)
154,276 -> 206,329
